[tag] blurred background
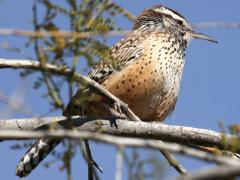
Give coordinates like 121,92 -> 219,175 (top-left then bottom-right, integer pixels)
0,0 -> 239,179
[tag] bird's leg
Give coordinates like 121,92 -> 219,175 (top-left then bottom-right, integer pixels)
113,100 -> 123,114
103,102 -> 127,119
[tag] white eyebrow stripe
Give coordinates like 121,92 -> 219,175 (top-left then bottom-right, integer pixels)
153,7 -> 187,23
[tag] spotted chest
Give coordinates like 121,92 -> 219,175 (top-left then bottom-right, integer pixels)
101,32 -> 186,121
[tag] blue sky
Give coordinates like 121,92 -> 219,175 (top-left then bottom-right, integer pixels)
0,0 -> 240,179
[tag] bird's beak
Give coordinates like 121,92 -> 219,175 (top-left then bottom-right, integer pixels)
190,31 -> 218,43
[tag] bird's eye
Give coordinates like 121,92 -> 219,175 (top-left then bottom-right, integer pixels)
178,20 -> 183,25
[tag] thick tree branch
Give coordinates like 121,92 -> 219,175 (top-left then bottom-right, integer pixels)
0,59 -> 140,122
0,116 -> 237,151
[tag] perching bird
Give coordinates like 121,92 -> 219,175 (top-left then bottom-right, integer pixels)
16,4 -> 217,177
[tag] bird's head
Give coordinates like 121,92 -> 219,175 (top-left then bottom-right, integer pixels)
133,5 -> 217,43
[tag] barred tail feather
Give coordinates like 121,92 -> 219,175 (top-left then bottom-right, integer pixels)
16,138 -> 61,177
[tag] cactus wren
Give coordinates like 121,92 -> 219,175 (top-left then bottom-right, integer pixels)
16,4 -> 217,177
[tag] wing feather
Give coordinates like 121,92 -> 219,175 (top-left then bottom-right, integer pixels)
88,28 -> 148,83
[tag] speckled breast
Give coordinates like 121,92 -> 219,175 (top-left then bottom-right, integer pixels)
101,33 -> 185,122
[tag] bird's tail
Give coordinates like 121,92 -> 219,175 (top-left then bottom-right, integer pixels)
16,89 -> 90,177
15,138 -> 61,177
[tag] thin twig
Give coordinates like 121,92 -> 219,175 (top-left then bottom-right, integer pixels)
32,3 -> 64,110
84,140 -> 103,173
156,140 -> 188,175
193,22 -> 240,29
177,165 -> 240,180
115,146 -> 124,180
160,149 -> 187,175
0,28 -> 129,38
0,22 -> 239,39
78,141 -> 99,180
86,142 -> 94,180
